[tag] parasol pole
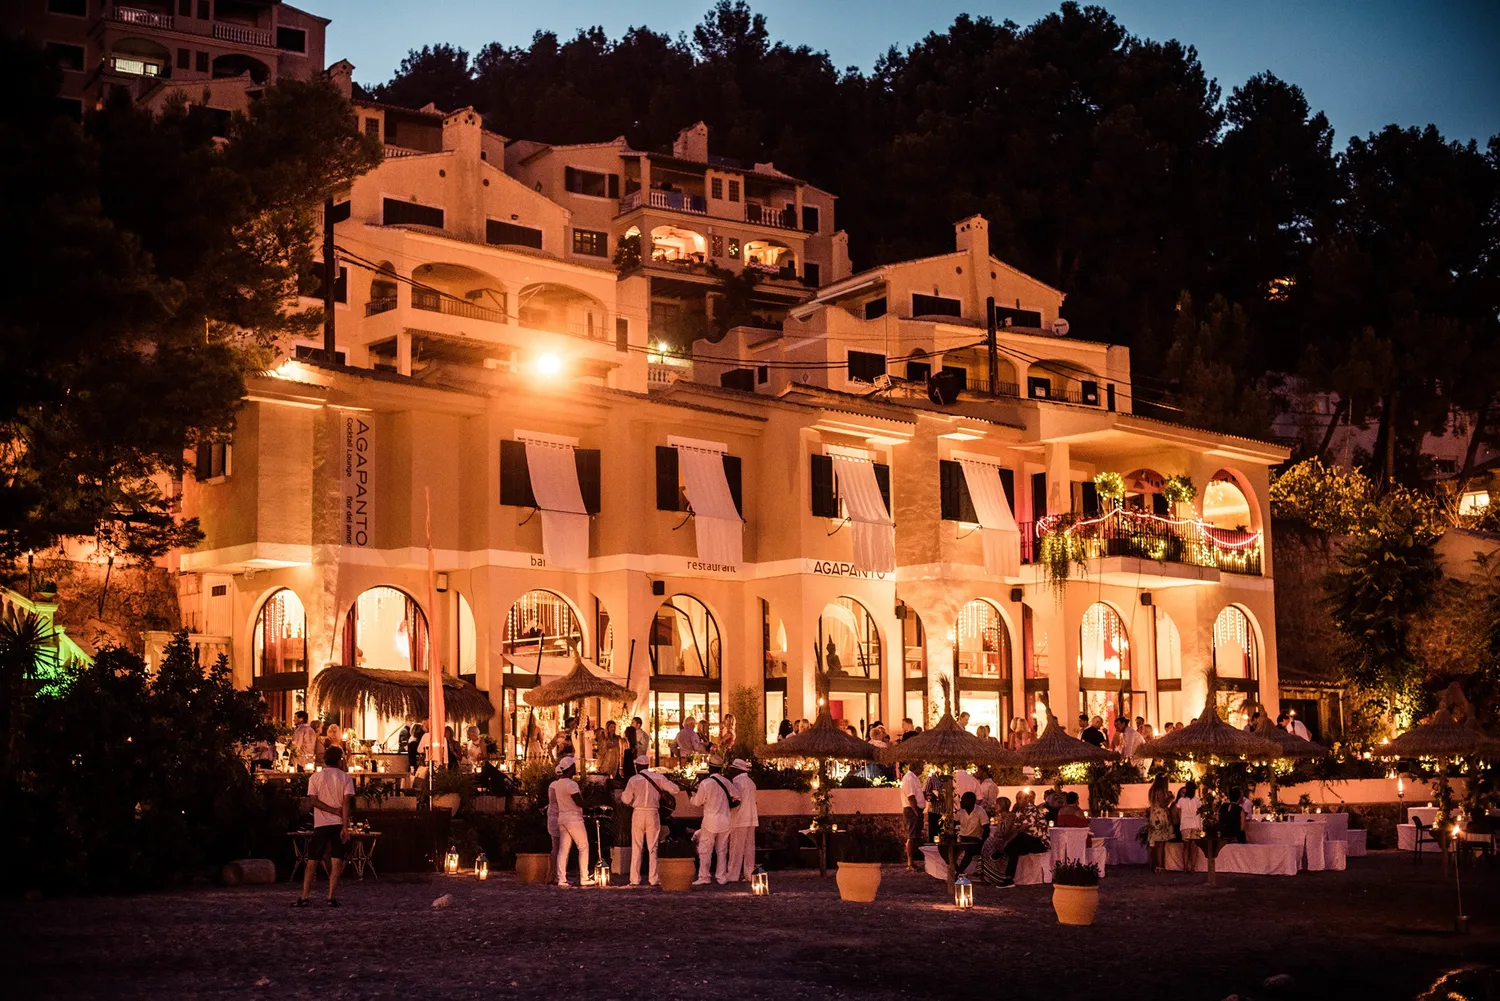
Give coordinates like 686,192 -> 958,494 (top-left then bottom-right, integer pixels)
424,486 -> 446,772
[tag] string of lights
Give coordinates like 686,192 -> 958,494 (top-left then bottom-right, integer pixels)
1034,505 -> 1264,551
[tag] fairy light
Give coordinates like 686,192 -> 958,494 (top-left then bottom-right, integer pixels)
1035,507 -> 1264,553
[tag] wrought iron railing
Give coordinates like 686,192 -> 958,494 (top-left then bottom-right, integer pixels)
1019,508 -> 1262,576
411,289 -> 506,324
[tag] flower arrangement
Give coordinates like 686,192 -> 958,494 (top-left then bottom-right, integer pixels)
1162,474 -> 1197,506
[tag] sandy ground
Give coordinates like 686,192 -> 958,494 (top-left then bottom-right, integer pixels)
5,852 -> 1497,1000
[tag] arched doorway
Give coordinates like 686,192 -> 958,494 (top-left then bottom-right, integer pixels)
900,603 -> 927,729
649,595 -> 722,762
341,586 -> 429,671
252,588 -> 307,729
1212,605 -> 1261,725
500,589 -> 584,762
818,597 -> 882,738
1203,473 -> 1254,530
1079,602 -> 1132,723
955,599 -> 1011,739
1153,608 -> 1183,728
1124,468 -> 1169,516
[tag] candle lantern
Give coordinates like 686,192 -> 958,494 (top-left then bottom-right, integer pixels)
475,853 -> 489,880
445,845 -> 460,874
593,860 -> 611,888
751,866 -> 770,896
954,875 -> 974,910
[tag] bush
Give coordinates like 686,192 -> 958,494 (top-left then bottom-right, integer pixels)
1051,857 -> 1100,887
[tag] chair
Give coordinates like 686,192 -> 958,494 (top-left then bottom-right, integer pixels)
1411,817 -> 1438,863
1458,819 -> 1495,867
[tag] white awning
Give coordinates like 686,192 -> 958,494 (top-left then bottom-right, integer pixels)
957,455 -> 1021,578
831,454 -> 895,573
677,444 -> 743,568
523,439 -> 589,571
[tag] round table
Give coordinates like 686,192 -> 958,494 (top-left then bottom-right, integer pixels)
1089,816 -> 1148,865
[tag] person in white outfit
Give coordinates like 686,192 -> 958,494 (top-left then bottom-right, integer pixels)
953,767 -> 980,802
620,754 -> 680,886
726,758 -> 759,882
550,757 -> 593,887
690,755 -> 735,885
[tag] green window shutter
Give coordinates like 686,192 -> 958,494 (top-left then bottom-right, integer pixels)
810,453 -> 838,518
499,440 -> 537,508
655,446 -> 680,511
575,449 -> 601,514
722,454 -> 743,516
874,462 -> 892,517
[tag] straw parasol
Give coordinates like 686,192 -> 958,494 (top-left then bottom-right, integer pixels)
1139,671 -> 1282,762
1380,709 -> 1500,760
1017,715 -> 1121,769
756,710 -> 876,763
311,665 -> 495,722
522,653 -> 635,707
1251,715 -> 1327,813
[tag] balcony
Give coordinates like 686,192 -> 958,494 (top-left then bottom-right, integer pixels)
621,189 -> 707,216
744,202 -> 798,230
365,296 -> 397,317
412,289 -> 506,324
213,22 -> 273,47
1020,508 -> 1263,576
111,6 -> 173,28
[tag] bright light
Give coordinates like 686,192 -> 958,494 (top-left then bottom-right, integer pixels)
535,353 -> 564,377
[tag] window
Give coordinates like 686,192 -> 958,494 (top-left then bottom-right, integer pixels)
110,56 -> 161,77
906,360 -> 930,383
1080,602 -> 1131,721
176,48 -> 191,70
727,238 -> 740,260
655,446 -> 744,514
563,167 -> 619,199
382,197 -> 444,229
47,0 -> 87,15
1027,376 -> 1052,399
863,297 -> 887,320
500,441 -> 601,513
810,454 -> 889,518
912,293 -> 962,318
711,234 -> 724,258
194,442 -> 230,481
364,117 -> 380,139
197,1 -> 209,20
615,318 -> 629,353
993,305 -> 1042,328
276,27 -> 307,53
756,365 -> 768,385
728,180 -> 741,203
486,219 -> 544,249
803,262 -> 820,287
711,177 -> 723,200
571,228 -> 607,257
847,351 -> 886,384
940,365 -> 968,390
720,369 -> 755,392
294,344 -> 345,364
195,51 -> 208,73
46,42 -> 85,72
801,205 -> 820,232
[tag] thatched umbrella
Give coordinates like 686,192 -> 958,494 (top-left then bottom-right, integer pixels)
311,665 -> 495,723
1381,709 -> 1500,761
1251,716 -> 1328,812
522,654 -> 635,707
877,680 -> 1018,891
757,710 -> 876,876
1018,716 -> 1121,769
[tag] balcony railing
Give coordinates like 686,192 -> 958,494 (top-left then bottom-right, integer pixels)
621,189 -> 708,215
213,22 -> 273,47
365,296 -> 397,317
1019,508 -> 1263,576
744,202 -> 798,229
411,289 -> 506,324
112,6 -> 173,28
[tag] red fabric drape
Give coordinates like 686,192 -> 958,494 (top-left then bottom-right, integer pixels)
406,594 -> 428,671
341,605 -> 357,665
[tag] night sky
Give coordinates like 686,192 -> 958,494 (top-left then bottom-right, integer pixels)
316,0 -> 1499,145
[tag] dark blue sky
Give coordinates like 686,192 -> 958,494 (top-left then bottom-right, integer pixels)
317,0 -> 1500,145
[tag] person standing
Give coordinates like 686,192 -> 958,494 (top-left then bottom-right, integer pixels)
295,746 -> 354,907
623,716 -> 644,778
1146,773 -> 1173,872
922,769 -> 948,842
1173,780 -> 1204,873
1081,715 -> 1107,747
595,720 -> 621,778
672,716 -> 703,759
901,760 -> 927,870
465,725 -> 487,772
290,711 -> 318,768
620,754 -> 679,886
550,757 -> 593,887
407,723 -> 425,772
726,758 -> 759,882
690,755 -> 734,885
1111,716 -> 1142,759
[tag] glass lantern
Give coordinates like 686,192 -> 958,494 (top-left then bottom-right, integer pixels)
593,860 -> 611,887
475,853 -> 489,880
954,875 -> 974,910
751,866 -> 770,896
445,845 -> 460,874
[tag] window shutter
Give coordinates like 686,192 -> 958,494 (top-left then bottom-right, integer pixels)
194,442 -> 213,481
874,462 -> 892,517
575,449 -> 601,514
499,441 -> 537,507
655,446 -> 680,511
1082,481 -> 1100,517
1031,472 -> 1047,520
939,460 -> 961,521
723,454 -> 743,516
810,454 -> 837,518
999,468 -> 1016,516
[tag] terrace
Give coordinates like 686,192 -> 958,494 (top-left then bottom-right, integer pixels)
1021,506 -> 1264,576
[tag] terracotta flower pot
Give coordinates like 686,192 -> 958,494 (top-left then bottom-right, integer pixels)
431,793 -> 462,815
515,853 -> 552,885
657,857 -> 696,892
835,862 -> 882,902
1052,884 -> 1099,926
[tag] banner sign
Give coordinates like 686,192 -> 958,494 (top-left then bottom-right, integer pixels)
342,416 -> 373,547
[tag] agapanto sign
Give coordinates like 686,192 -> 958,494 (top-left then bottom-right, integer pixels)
342,416 -> 373,547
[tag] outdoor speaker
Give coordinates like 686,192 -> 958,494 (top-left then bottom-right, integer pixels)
651,580 -> 665,596
928,369 -> 963,405
1139,592 -> 1153,606
1010,587 -> 1024,603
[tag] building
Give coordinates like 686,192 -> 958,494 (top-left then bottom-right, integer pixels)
7,0 -> 327,121
170,75 -> 1289,759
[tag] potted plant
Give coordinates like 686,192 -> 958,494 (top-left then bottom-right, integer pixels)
1162,474 -> 1197,516
1050,857 -> 1101,925
35,581 -> 57,601
354,778 -> 395,811
513,810 -> 554,884
656,833 -> 697,891
834,813 -> 884,903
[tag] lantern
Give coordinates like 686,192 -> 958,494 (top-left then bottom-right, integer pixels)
751,866 -> 769,896
475,853 -> 489,880
954,875 -> 974,910
593,859 -> 612,888
445,845 -> 460,874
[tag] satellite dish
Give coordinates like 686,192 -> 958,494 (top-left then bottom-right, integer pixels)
927,370 -> 963,406
1051,318 -> 1071,337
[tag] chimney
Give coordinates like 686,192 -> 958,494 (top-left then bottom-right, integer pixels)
831,231 -> 852,282
325,59 -> 354,99
673,122 -> 709,162
442,107 -> 482,159
955,215 -> 989,315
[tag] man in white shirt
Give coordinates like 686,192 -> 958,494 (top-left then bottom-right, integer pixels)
1279,712 -> 1311,740
726,758 -> 759,882
620,754 -> 680,886
550,757 -> 593,887
1112,716 -> 1143,759
295,746 -> 354,907
900,761 -> 927,870
953,767 -> 980,802
290,711 -> 318,768
689,755 -> 734,884
672,717 -> 703,759
976,765 -> 1000,817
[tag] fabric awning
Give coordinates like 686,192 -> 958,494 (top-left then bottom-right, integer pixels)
831,454 -> 895,573
678,444 -> 743,567
524,439 -> 589,571
957,456 -> 1021,577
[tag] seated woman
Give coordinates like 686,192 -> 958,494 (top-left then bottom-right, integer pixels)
954,792 -> 988,874
1055,791 -> 1090,828
978,796 -> 1015,885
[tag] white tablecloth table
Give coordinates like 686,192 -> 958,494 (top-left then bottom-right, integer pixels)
1407,807 -> 1442,827
1246,820 -> 1329,870
1164,841 -> 1298,876
920,829 -> 1107,885
1287,812 -> 1349,840
1396,824 -> 1445,852
1344,829 -> 1368,857
1090,817 -> 1149,865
